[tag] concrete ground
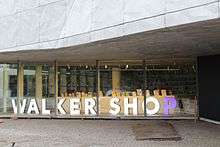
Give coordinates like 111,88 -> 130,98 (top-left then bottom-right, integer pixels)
0,119 -> 219,147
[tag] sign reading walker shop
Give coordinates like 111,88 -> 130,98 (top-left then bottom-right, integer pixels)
11,96 -> 177,116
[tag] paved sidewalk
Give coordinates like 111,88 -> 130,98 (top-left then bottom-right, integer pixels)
0,119 -> 219,147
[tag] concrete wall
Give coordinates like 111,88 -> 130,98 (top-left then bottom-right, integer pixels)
0,0 -> 219,52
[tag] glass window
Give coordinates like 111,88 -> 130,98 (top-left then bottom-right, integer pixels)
58,65 -> 96,97
0,64 -> 18,114
99,65 -> 112,96
121,64 -> 143,92
144,64 -> 197,116
23,65 -> 36,97
57,64 -> 97,115
98,61 -> 144,116
21,64 -> 56,114
42,65 -> 55,98
0,61 -> 197,117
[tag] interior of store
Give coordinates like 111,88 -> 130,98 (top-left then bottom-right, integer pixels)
0,60 -> 197,117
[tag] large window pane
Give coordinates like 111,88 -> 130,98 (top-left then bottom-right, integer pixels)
0,61 -> 196,118
24,65 -> 36,97
42,65 -> 55,98
0,64 -> 17,114
99,62 -> 144,116
18,64 -> 56,115
58,66 -> 96,96
144,64 -> 197,116
58,65 -> 97,116
41,64 -> 56,114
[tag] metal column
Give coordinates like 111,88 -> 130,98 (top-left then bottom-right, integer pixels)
96,60 -> 100,116
54,60 -> 58,115
17,61 -> 24,116
195,60 -> 199,123
143,60 -> 147,117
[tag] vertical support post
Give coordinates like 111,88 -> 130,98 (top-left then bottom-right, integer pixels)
143,60 -> 147,117
194,96 -> 197,123
49,66 -> 55,96
112,68 -> 121,91
17,61 -> 24,115
54,61 -> 58,115
35,65 -> 42,99
195,60 -> 199,123
96,60 -> 100,116
3,65 -> 9,113
60,67 -> 67,96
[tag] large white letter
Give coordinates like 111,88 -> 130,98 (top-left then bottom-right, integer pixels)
109,98 -> 120,115
142,96 -> 160,115
57,98 -> 66,115
85,98 -> 96,115
42,99 -> 51,115
124,97 -> 138,116
12,99 -> 27,114
27,99 -> 39,114
70,98 -> 80,115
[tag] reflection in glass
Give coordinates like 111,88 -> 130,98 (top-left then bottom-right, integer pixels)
58,66 -> 96,97
23,65 -> 36,97
42,65 -> 55,98
0,61 -> 197,117
57,65 -> 97,115
0,64 -> 17,114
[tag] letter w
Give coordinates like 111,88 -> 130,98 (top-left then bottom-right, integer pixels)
12,99 -> 27,114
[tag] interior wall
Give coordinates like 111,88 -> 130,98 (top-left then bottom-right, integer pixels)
198,55 -> 220,121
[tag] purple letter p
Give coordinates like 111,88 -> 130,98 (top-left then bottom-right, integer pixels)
164,97 -> 177,115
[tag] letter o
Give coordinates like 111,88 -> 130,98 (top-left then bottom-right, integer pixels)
142,96 -> 160,115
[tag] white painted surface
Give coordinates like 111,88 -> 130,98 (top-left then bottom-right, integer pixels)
200,117 -> 220,125
60,0 -> 92,37
166,2 -> 219,27
39,0 -> 66,42
16,7 -> 40,46
166,0 -> 216,12
0,0 -> 219,51
124,0 -> 165,21
16,0 -> 39,12
40,0 -> 58,6
0,15 -> 17,49
0,0 -> 17,17
124,15 -> 165,35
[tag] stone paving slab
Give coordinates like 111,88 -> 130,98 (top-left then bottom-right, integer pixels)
132,121 -> 181,141
0,119 -> 219,147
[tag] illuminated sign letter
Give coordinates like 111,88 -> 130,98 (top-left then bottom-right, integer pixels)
85,98 -> 96,115
109,97 -> 120,115
42,99 -> 51,115
124,97 -> 138,115
12,99 -> 27,114
70,98 -> 80,115
142,96 -> 160,115
27,99 -> 39,114
164,97 -> 177,115
57,98 -> 66,114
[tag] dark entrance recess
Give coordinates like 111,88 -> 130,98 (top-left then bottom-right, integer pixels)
198,55 -> 220,121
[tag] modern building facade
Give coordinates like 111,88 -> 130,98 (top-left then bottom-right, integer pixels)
0,0 -> 219,121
